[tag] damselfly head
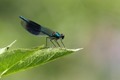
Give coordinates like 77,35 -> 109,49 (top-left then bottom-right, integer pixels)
61,34 -> 64,39
52,32 -> 64,39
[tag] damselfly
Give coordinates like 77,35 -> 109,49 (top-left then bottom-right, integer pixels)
19,16 -> 65,47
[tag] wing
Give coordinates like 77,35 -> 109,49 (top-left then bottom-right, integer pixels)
20,16 -> 55,37
20,16 -> 46,36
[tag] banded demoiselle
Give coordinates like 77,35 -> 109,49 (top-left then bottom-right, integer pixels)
19,16 -> 65,47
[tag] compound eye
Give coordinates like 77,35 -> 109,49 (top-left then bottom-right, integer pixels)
61,34 -> 64,39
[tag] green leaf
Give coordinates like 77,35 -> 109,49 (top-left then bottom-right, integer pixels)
0,45 -> 83,78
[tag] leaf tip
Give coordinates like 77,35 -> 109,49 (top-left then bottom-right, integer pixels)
7,40 -> 17,48
66,48 -> 83,52
0,40 -> 17,54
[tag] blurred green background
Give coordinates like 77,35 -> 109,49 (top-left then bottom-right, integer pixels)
1,0 -> 120,80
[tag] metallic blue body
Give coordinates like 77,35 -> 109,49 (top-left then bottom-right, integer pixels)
19,16 -> 65,47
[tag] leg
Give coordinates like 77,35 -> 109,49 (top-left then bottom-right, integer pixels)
60,39 -> 65,48
46,37 -> 49,47
54,40 -> 61,47
50,39 -> 56,47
